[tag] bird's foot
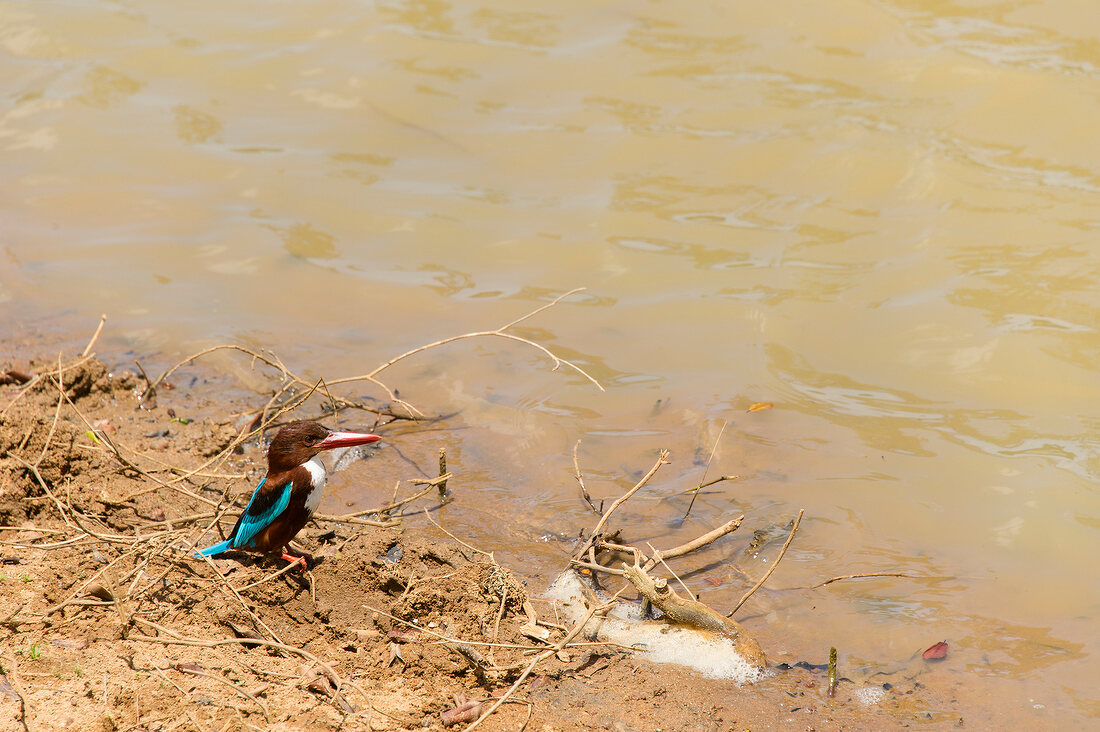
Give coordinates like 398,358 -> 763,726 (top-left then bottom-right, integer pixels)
280,547 -> 313,571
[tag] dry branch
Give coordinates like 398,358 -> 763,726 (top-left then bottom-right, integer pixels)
728,509 -> 804,617
554,445 -> 783,693
813,571 -> 910,588
621,561 -> 766,670
81,314 -> 107,357
128,618 -> 368,711
1,652 -> 32,732
464,595 -> 617,731
684,420 -> 727,519
646,516 -> 744,568
144,288 -> 601,423
572,450 -> 670,562
572,440 -> 601,515
175,663 -> 271,719
568,559 -> 625,576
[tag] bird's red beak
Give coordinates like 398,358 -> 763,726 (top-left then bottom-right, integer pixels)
316,430 -> 382,450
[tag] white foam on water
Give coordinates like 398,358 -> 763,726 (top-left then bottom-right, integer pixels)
854,686 -> 886,705
546,572 -> 768,684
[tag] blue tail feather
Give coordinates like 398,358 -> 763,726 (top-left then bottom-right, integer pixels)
194,539 -> 233,558
193,477 -> 288,560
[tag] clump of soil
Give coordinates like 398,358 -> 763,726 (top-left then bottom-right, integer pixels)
0,351 -> 960,731
0,360 -> 126,521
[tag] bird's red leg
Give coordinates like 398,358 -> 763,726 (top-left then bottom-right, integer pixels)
280,546 -> 312,571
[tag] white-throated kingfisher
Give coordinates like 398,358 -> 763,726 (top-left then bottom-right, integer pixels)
195,421 -> 381,568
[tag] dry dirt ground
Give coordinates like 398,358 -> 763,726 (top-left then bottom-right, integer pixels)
0,347 -> 967,731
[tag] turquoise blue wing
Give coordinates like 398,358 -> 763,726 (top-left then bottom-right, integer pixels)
229,477 -> 293,550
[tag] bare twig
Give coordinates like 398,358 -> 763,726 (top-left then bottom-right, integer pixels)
423,509 -> 495,560
568,559 -> 625,576
144,289 -> 601,424
438,447 -> 449,496
175,664 -> 270,719
828,646 -> 838,697
199,555 -> 284,645
362,603 -> 538,654
135,652 -> 191,700
646,516 -> 744,568
233,559 -> 311,592
82,314 -> 108,357
813,572 -> 910,588
310,513 -> 394,528
2,602 -> 29,629
2,652 -> 31,732
573,450 -> 671,562
361,602 -> 630,656
727,509 -> 804,617
684,421 -> 726,519
56,388 -> 220,508
145,345 -> 292,401
587,515 -> 743,578
133,360 -> 155,403
338,288 -> 604,412
129,619 -> 370,710
646,542 -> 694,600
572,440 -> 600,515
489,585 -> 508,665
312,473 -> 448,526
43,546 -> 143,616
7,453 -> 75,530
34,355 -> 65,469
465,596 -> 617,731
693,474 -> 740,491
128,505 -> 238,602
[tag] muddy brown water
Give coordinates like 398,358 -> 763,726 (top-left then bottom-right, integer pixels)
4,0 -> 1099,727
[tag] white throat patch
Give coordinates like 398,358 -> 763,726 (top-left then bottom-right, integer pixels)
302,459 -> 327,515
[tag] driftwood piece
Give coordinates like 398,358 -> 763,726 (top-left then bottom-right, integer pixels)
621,562 -> 766,671
648,516 -> 743,566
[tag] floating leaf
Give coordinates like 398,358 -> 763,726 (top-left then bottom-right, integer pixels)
922,641 -> 949,660
748,402 -> 773,412
704,577 -> 723,587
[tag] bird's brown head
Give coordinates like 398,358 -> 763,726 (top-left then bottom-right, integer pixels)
266,421 -> 381,474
